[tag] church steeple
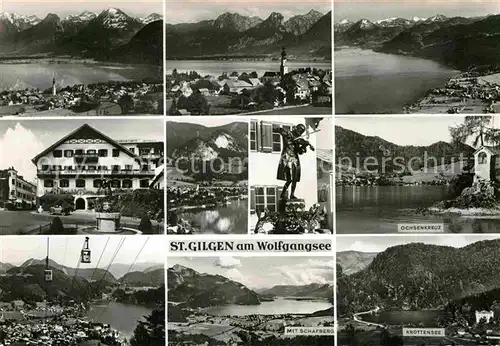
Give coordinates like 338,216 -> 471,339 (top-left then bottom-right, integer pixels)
52,75 -> 56,96
280,46 -> 288,78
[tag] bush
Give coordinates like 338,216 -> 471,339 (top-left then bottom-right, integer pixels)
448,173 -> 474,198
40,194 -> 74,211
139,216 -> 153,234
49,217 -> 65,234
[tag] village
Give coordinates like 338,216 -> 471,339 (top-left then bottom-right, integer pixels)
0,80 -> 164,116
166,49 -> 332,115
405,67 -> 500,114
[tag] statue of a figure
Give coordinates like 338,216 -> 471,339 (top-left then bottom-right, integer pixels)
100,179 -> 113,197
276,124 -> 314,200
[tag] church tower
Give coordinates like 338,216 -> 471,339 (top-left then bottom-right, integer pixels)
280,46 -> 288,78
52,76 -> 56,96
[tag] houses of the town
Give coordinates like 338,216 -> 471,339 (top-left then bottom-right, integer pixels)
31,124 -> 164,211
476,310 -> 494,324
0,167 -> 36,209
473,146 -> 500,182
249,117 -> 333,231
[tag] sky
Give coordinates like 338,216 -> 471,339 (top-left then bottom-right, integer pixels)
169,256 -> 333,289
167,118 -> 245,127
166,0 -> 331,24
335,116 -> 472,146
337,234 -> 500,253
1,236 -> 165,268
334,0 -> 500,22
0,0 -> 163,18
0,119 -> 164,182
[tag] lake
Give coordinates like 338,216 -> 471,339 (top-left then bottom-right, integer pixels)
166,60 -> 332,77
361,310 -> 442,327
85,302 -> 153,339
336,185 -> 500,233
334,48 -> 457,114
0,62 -> 160,91
179,199 -> 248,234
204,297 -> 332,316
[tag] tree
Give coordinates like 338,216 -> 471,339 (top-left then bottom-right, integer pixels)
130,306 -> 165,346
449,116 -> 500,148
187,92 -> 210,115
139,215 -> 153,234
168,97 -> 178,115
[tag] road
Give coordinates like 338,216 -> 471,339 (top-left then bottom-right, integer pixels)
0,210 -> 163,235
353,307 -> 385,328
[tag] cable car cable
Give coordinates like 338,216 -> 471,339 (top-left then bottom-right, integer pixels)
94,238 -> 126,295
83,236 -> 111,299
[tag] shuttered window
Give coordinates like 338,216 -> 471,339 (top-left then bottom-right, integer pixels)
261,122 -> 273,153
252,120 -> 292,153
252,185 -> 282,214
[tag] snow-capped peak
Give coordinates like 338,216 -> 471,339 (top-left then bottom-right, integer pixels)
141,13 -> 163,25
64,11 -> 97,22
412,16 -> 425,22
426,14 -> 447,22
358,18 -> 375,29
213,133 -> 239,151
0,12 -> 41,29
339,18 -> 351,25
98,7 -> 133,29
375,17 -> 397,24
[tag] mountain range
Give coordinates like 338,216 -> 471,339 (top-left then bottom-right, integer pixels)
168,264 -> 332,309
335,125 -> 475,172
335,13 -> 500,70
336,251 -> 377,275
166,10 -> 331,59
337,239 -> 500,316
0,8 -> 163,63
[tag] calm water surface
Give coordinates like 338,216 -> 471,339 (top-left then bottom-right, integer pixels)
362,310 -> 442,326
335,48 -> 457,114
179,199 -> 248,234
337,185 -> 500,233
85,302 -> 153,339
204,298 -> 332,316
0,63 -> 160,91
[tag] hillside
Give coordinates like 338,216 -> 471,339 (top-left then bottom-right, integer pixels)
166,10 -> 331,59
0,8 -> 162,64
119,268 -> 164,287
336,251 -> 377,275
259,283 -> 333,300
335,125 -> 475,172
338,240 -> 500,316
167,264 -> 261,308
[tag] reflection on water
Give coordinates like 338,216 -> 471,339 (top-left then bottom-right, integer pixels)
180,199 -> 248,234
362,310 -> 442,327
337,185 -> 500,233
335,48 -> 457,114
204,298 -> 332,316
0,63 -> 159,91
85,302 -> 153,339
166,60 -> 332,78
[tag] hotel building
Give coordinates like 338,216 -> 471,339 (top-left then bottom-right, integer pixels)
0,167 -> 36,209
32,124 -> 164,210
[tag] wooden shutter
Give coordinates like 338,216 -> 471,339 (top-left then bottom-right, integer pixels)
250,186 -> 256,214
261,122 -> 273,153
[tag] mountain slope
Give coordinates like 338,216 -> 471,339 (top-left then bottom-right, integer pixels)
119,268 -> 164,287
337,251 -> 377,275
284,10 -> 323,35
111,20 -> 163,64
335,125 -> 475,171
168,264 -> 261,308
338,240 -> 500,315
259,283 -> 333,299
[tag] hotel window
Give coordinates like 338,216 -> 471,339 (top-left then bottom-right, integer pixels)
129,148 -> 135,154
139,148 -> 150,156
252,121 -> 292,153
75,149 -> 84,156
112,149 -> 120,157
98,149 -> 108,157
140,179 -> 149,188
60,179 -> 69,188
250,120 -> 257,151
64,150 -> 73,158
111,180 -> 121,189
141,165 -> 150,172
88,166 -> 97,171
53,150 -> 62,158
11,191 -> 15,196
99,166 -> 108,171
87,149 -> 96,155
76,179 -> 86,188
250,186 -> 282,214
11,179 -> 15,185
44,179 -> 54,188
52,165 -> 62,171
124,165 -> 133,171
93,179 -> 102,188
112,165 -> 121,172
122,179 -> 133,188
64,166 -> 73,171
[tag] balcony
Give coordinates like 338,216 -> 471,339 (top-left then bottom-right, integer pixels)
74,153 -> 99,164
37,168 -> 156,177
